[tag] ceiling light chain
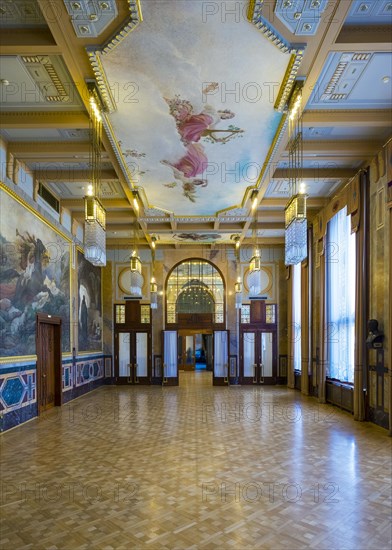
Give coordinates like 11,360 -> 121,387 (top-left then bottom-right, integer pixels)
84,88 -> 106,266
284,85 -> 307,266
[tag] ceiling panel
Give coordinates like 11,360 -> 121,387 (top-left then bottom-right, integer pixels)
306,52 -> 392,109
344,0 -> 392,26
98,0 -> 292,216
0,0 -> 47,28
0,55 -> 83,110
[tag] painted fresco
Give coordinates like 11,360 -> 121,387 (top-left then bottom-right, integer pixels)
77,251 -> 102,352
100,1 -> 288,215
0,188 -> 70,357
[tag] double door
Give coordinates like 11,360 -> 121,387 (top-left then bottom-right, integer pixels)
116,330 -> 151,384
241,330 -> 276,384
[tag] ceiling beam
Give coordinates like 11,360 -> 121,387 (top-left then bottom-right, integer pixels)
260,197 -> 328,209
273,168 -> 356,180
302,110 -> 392,128
0,112 -> 89,129
9,141 -> 92,157
335,26 -> 391,51
0,28 -> 58,49
61,198 -> 131,209
292,140 -> 384,155
39,169 -> 118,181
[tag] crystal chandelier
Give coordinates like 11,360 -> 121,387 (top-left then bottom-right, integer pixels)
129,219 -> 143,298
284,87 -> 307,265
231,235 -> 242,309
84,91 -> 106,266
150,236 -> 158,309
248,199 -> 263,299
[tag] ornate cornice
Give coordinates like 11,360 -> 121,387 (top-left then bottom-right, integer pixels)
247,0 -> 305,113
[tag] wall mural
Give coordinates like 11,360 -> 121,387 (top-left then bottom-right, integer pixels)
77,251 -> 102,352
0,187 -> 70,357
100,0 -> 289,215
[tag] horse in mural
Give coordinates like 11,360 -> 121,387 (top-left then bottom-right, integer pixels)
13,231 -> 50,308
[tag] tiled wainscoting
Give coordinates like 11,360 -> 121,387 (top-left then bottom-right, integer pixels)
0,355 -> 111,431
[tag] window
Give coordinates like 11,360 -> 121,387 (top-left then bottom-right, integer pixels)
115,304 -> 125,324
326,207 -> 356,383
166,260 -> 224,324
241,304 -> 250,324
141,305 -> 151,324
266,304 -> 276,324
292,262 -> 301,372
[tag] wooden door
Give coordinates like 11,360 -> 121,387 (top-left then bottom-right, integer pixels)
240,329 -> 277,384
115,330 -> 151,384
36,314 -> 62,414
40,323 -> 55,410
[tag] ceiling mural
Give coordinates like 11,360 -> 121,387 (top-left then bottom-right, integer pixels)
98,0 -> 290,216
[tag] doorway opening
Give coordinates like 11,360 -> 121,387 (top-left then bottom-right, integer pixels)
178,331 -> 213,372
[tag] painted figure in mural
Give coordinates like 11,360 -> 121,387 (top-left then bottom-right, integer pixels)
161,143 -> 208,202
164,95 -> 236,145
80,294 -> 88,346
13,232 -> 50,308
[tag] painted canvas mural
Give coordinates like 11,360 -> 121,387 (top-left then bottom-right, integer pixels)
100,0 -> 289,215
77,251 -> 102,352
0,187 -> 70,357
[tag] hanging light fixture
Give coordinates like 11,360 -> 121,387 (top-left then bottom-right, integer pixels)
284,86 -> 307,265
231,235 -> 242,309
84,89 -> 106,266
150,236 -> 158,309
129,217 -> 143,298
248,211 -> 263,299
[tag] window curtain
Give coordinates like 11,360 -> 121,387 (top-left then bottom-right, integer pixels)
326,207 -> 356,383
163,330 -> 177,378
293,262 -> 302,373
214,331 -> 228,378
287,267 -> 295,389
301,228 -> 311,396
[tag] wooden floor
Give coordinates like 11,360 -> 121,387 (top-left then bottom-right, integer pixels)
1,372 -> 391,550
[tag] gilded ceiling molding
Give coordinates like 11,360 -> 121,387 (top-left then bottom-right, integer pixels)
101,113 -> 135,188
86,1 -> 142,112
101,0 -> 142,54
247,0 -> 305,113
86,51 -> 116,112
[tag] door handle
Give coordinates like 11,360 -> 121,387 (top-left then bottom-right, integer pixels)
42,374 -> 47,378
224,363 -> 229,385
127,363 -> 132,384
134,363 -> 139,384
253,363 -> 258,384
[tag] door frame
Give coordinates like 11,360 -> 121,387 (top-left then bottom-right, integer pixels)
114,329 -> 152,384
36,313 -> 62,414
178,329 -> 213,372
240,328 -> 277,385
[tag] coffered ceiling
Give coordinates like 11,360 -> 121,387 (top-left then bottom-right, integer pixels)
0,0 -> 391,250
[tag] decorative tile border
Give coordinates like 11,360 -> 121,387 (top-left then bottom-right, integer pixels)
0,370 -> 36,413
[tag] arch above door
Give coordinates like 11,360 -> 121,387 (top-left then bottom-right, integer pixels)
165,258 -> 225,330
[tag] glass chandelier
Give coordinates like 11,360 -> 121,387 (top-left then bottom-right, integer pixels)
150,237 -> 158,309
248,202 -> 263,299
232,235 -> 242,309
84,91 -> 106,266
284,87 -> 307,265
129,219 -> 143,298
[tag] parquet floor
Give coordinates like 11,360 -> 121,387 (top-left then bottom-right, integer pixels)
1,371 -> 391,550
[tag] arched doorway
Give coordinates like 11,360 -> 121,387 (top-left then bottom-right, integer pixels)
162,259 -> 228,385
